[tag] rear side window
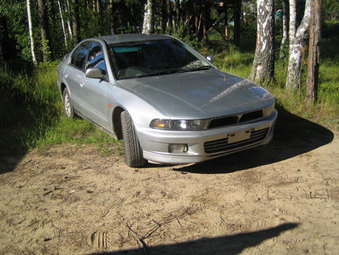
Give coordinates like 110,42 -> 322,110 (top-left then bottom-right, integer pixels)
70,42 -> 90,70
86,42 -> 107,74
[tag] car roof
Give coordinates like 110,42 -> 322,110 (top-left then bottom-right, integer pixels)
98,34 -> 172,45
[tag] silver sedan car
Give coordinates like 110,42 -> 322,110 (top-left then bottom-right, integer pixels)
57,34 -> 277,167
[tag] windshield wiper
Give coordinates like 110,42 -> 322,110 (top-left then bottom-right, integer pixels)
136,69 -> 183,78
186,65 -> 212,72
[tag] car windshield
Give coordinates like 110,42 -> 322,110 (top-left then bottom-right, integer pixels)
109,39 -> 212,80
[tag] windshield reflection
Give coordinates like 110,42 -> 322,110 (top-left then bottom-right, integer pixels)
109,39 -> 211,79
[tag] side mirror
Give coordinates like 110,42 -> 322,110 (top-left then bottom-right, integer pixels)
85,67 -> 105,79
206,55 -> 214,63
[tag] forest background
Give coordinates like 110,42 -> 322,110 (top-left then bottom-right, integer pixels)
0,0 -> 338,155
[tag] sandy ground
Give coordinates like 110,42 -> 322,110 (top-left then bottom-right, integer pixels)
0,121 -> 338,254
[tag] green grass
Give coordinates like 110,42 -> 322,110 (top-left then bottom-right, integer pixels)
0,62 -> 119,155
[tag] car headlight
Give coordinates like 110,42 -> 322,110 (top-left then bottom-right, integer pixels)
150,119 -> 210,131
262,102 -> 275,117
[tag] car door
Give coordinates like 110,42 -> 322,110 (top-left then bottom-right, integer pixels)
64,41 -> 90,113
81,41 -> 110,129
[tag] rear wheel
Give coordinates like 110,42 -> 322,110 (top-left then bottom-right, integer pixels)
63,88 -> 74,119
121,111 -> 146,167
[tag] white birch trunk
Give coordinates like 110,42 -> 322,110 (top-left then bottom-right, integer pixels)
142,0 -> 153,34
249,0 -> 275,84
26,0 -> 37,65
57,0 -> 68,47
285,0 -> 311,90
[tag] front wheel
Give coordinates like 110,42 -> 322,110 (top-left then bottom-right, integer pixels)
121,111 -> 146,167
63,88 -> 74,119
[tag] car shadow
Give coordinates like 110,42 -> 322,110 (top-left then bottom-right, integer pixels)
88,223 -> 298,255
170,105 -> 334,174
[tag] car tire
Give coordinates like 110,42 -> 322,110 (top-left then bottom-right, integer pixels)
121,111 -> 146,167
63,88 -> 74,119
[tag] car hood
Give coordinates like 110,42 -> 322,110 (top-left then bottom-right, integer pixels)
116,69 -> 275,119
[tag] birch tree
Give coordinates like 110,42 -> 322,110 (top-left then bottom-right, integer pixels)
57,0 -> 68,47
285,0 -> 311,90
305,0 -> 322,104
142,0 -> 153,34
249,0 -> 275,84
66,0 -> 73,40
26,0 -> 37,65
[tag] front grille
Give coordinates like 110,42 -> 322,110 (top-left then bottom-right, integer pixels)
208,110 -> 263,129
208,116 -> 238,128
204,128 -> 269,154
239,110 -> 263,122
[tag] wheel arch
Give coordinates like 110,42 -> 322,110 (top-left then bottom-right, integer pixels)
112,106 -> 125,140
60,83 -> 67,96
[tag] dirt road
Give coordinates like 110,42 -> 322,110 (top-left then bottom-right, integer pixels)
0,116 -> 338,254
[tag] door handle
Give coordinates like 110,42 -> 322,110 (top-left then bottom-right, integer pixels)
80,82 -> 84,88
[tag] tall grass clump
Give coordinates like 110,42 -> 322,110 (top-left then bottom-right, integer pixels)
0,62 -> 116,155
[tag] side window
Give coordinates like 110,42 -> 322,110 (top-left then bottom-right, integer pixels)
70,42 -> 90,70
86,42 -> 107,75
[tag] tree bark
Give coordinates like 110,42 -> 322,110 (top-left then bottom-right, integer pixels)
57,0 -> 68,47
109,0 -> 115,34
224,0 -> 229,40
167,0 -> 172,33
305,0 -> 322,104
71,0 -> 80,45
26,0 -> 37,65
65,0 -> 73,40
142,0 -> 154,34
285,0 -> 311,90
249,0 -> 275,84
161,0 -> 167,33
38,0 -> 51,62
279,0 -> 288,59
174,0 -> 180,31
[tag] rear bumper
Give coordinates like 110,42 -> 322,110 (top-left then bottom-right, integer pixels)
137,110 -> 278,164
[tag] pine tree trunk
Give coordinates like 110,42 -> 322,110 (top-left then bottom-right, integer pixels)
26,0 -> 37,65
161,0 -> 167,33
142,0 -> 153,34
224,1 -> 229,40
249,0 -> 275,84
71,0 -> 80,45
174,0 -> 180,31
279,0 -> 288,59
38,0 -> 51,62
305,0 -> 322,104
110,0 -> 115,34
167,0 -> 172,33
285,0 -> 311,90
233,0 -> 241,46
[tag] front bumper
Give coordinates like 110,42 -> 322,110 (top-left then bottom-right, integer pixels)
137,110 -> 278,164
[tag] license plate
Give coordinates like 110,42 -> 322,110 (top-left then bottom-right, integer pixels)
228,129 -> 251,144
